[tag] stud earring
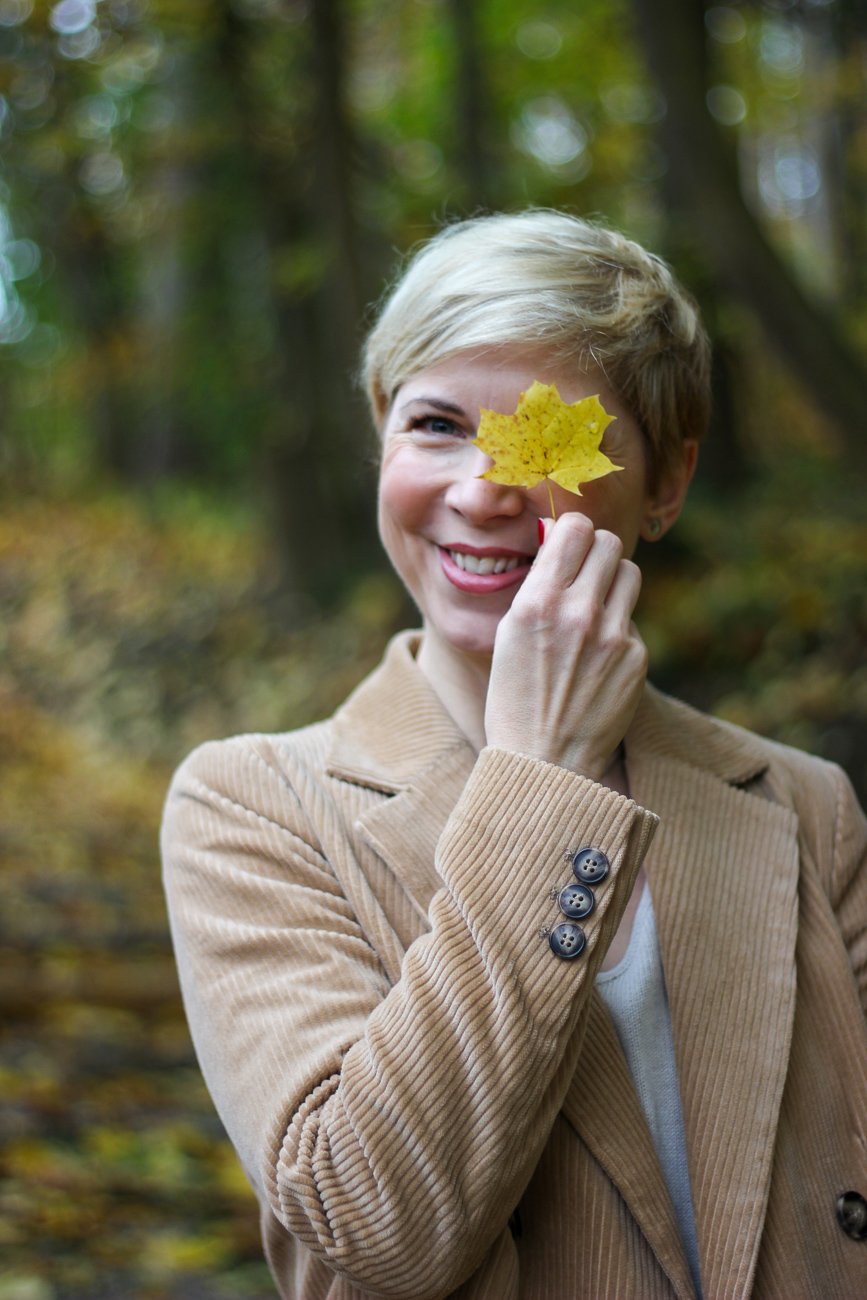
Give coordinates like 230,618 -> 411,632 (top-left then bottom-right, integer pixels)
647,518 -> 662,539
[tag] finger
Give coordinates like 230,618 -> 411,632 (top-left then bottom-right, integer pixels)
600,559 -> 643,632
561,525 -> 623,598
530,512 -> 596,589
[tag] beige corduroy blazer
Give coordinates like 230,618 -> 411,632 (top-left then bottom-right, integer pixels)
161,632 -> 867,1300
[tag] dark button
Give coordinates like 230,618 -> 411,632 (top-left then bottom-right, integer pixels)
549,922 -> 586,960
572,847 -> 610,885
558,882 -> 595,920
837,1191 -> 867,1240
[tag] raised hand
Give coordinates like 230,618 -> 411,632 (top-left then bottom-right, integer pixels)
484,513 -> 648,780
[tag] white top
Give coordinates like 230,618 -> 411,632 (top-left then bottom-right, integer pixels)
596,886 -> 703,1297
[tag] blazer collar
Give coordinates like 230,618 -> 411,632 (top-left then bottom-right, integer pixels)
327,632 -> 476,917
627,680 -> 770,788
327,631 -> 471,793
327,629 -> 773,794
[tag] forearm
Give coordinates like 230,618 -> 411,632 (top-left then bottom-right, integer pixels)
163,740 -> 657,1297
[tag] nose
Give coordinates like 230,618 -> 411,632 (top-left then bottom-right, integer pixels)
444,444 -> 526,522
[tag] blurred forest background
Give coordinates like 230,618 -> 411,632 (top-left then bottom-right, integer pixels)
1,0 -> 865,1296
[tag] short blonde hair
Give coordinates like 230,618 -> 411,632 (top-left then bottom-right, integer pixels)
362,210 -> 711,487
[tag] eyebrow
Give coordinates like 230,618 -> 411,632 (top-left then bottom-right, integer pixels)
397,396 -> 469,419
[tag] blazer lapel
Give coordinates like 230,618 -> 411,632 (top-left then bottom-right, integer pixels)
562,997 -> 697,1300
355,742 -> 477,919
627,702 -> 800,1300
326,630 -> 477,921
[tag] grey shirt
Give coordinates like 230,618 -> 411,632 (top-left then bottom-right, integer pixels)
596,886 -> 703,1298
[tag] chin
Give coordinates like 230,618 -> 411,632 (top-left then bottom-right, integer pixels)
435,615 -> 501,660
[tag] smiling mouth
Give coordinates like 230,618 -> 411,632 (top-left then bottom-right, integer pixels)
446,549 -> 530,575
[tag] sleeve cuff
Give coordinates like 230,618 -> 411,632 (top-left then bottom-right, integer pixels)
435,746 -> 659,998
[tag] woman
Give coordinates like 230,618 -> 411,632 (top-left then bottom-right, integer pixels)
161,211 -> 867,1300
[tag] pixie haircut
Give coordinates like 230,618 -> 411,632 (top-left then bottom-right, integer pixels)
362,210 -> 711,488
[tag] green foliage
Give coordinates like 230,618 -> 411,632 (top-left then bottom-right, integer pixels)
1,0 -> 863,511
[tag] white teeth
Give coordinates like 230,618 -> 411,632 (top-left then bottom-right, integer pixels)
449,550 -> 523,574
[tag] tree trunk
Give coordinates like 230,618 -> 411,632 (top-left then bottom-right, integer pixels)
309,0 -> 365,328
447,0 -> 496,209
213,0 -> 382,601
133,58 -> 196,482
630,0 -> 867,461
55,207 -> 134,478
831,0 -> 867,310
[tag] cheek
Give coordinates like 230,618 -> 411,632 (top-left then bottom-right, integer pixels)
543,477 -> 648,557
377,451 -> 433,535
553,466 -> 647,518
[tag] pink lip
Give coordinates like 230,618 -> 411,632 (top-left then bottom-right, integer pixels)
438,546 -> 533,594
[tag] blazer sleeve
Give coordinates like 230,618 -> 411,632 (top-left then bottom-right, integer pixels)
161,735 -> 658,1299
828,762 -> 867,1014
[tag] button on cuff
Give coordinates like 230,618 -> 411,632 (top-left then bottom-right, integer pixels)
557,882 -> 595,919
571,846 -> 610,884
549,922 -> 586,960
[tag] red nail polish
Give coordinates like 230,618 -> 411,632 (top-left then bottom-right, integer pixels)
537,518 -> 545,546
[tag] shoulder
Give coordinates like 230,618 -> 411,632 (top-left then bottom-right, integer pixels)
160,720 -> 340,863
641,683 -> 865,895
167,721 -> 334,797
161,630 -> 438,862
641,681 -> 850,802
163,627 -> 428,812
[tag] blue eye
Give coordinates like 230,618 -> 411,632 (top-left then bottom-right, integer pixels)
410,415 -> 466,438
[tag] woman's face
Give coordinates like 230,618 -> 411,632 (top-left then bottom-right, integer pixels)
378,345 -> 690,661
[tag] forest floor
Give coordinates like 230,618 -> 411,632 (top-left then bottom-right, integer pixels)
1,464 -> 864,1298
0,488 -> 404,1300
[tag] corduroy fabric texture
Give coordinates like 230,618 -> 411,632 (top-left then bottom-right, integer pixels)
161,631 -> 867,1300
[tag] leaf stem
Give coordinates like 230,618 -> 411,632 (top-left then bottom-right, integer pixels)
546,478 -> 557,520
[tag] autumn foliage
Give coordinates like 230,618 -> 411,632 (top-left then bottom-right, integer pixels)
0,0 -> 865,1295
476,382 -> 619,514
1,464 -> 865,1295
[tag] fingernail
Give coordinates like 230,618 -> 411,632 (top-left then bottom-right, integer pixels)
537,518 -> 546,547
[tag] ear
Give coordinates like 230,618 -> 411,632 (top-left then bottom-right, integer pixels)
640,440 -> 698,542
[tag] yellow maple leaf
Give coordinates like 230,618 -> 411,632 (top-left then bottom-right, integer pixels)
475,380 -> 621,518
